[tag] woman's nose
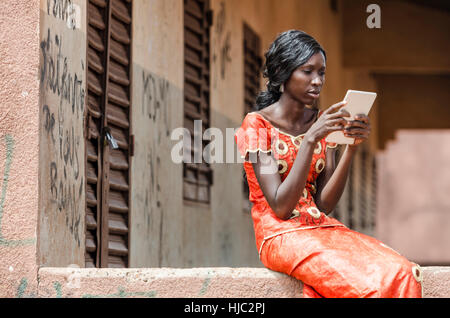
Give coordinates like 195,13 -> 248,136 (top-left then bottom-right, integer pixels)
311,75 -> 323,86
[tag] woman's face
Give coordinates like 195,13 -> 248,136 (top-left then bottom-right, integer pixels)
284,52 -> 326,105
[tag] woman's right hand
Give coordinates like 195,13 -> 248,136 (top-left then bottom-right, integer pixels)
304,101 -> 350,144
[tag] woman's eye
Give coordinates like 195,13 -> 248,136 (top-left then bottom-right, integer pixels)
303,70 -> 312,74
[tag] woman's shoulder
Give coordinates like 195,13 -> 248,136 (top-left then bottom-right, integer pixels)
242,111 -> 271,129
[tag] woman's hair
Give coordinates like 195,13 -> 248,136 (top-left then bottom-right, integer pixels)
255,30 -> 327,110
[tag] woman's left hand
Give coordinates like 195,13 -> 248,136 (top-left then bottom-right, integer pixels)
344,114 -> 371,147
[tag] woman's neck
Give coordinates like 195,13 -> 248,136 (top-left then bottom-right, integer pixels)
274,93 -> 309,127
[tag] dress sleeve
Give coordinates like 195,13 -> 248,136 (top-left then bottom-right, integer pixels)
234,114 -> 272,162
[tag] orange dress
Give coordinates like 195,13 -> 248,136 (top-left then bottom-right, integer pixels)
235,112 -> 422,298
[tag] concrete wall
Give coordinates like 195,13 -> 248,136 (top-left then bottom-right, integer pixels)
342,0 -> 450,73
129,0 -> 184,267
36,266 -> 450,298
377,130 -> 450,265
38,0 -> 86,267
374,74 -> 450,149
0,0 -> 40,298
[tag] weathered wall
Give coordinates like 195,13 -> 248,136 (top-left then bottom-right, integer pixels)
38,0 -> 86,267
129,0 -> 184,267
36,266 -> 450,298
377,130 -> 450,265
374,74 -> 450,149
0,0 -> 40,297
342,0 -> 450,73
37,267 -> 303,298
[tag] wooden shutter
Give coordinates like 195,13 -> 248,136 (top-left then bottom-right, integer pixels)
333,146 -> 377,236
183,0 -> 213,203
85,0 -> 132,268
243,23 -> 262,115
242,23 -> 262,207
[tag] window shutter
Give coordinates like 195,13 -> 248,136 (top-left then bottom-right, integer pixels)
183,0 -> 213,203
333,146 -> 377,236
85,0 -> 132,268
85,0 -> 108,268
243,23 -> 262,115
242,24 -> 262,208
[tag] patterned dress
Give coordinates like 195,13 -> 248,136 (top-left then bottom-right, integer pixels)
235,111 -> 422,298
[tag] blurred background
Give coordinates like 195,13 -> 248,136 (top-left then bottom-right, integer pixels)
1,0 -> 449,272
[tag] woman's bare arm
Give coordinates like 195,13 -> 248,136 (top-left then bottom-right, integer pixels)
251,101 -> 349,220
314,145 -> 357,214
252,139 -> 316,220
314,114 -> 371,213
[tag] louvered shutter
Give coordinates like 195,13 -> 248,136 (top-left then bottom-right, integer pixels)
85,0 -> 132,268
333,146 -> 377,236
242,24 -> 262,206
243,23 -> 262,115
183,0 -> 213,203
85,0 -> 107,268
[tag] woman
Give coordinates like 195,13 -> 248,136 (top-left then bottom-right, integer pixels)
235,30 -> 422,298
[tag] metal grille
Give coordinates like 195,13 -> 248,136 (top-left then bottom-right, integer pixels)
85,0 -> 132,268
183,0 -> 213,203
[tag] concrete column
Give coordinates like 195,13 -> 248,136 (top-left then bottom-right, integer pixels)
0,0 -> 40,297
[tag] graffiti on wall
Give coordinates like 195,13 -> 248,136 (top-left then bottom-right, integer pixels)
39,22 -> 85,249
135,69 -> 180,265
141,70 -> 172,258
46,0 -> 81,30
40,28 -> 85,118
142,71 -> 171,140
212,1 -> 232,88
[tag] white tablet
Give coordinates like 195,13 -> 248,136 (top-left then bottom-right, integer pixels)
325,90 -> 377,145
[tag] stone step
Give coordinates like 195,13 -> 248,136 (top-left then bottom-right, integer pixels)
37,266 -> 450,298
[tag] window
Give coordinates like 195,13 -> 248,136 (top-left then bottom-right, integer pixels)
183,0 -> 213,203
243,23 -> 262,115
334,146 -> 377,236
242,23 -> 262,208
85,0 -> 133,268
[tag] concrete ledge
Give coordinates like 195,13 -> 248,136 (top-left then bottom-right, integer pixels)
422,267 -> 450,298
37,267 -> 303,298
37,266 -> 449,298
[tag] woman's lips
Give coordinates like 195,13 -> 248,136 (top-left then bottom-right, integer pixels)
306,91 -> 320,99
